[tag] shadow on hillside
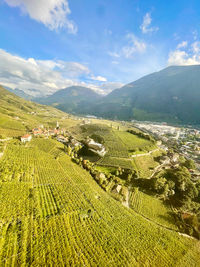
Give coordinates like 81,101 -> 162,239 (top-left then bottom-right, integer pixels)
158,212 -> 177,227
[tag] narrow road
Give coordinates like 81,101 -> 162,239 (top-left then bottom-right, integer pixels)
148,162 -> 167,179
0,138 -> 12,142
122,187 -> 130,208
0,143 -> 7,159
131,148 -> 159,158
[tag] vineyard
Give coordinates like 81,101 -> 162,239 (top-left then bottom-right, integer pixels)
132,154 -> 160,178
98,156 -> 134,169
78,124 -> 161,174
30,138 -> 63,153
115,130 -> 156,153
130,188 -> 178,230
0,139 -> 200,266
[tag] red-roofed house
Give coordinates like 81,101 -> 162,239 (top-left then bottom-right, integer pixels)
21,134 -> 32,143
32,128 -> 42,136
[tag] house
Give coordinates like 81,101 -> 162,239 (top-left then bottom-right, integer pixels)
48,129 -> 59,136
57,135 -> 68,143
69,137 -> 82,148
85,138 -> 107,157
32,128 -> 42,136
21,134 -> 32,143
116,184 -> 122,193
96,172 -> 106,180
112,184 -> 122,194
86,115 -> 97,119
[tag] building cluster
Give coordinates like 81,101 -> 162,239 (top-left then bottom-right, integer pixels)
21,122 -> 68,143
84,138 -> 107,157
134,122 -> 182,141
134,121 -> 200,170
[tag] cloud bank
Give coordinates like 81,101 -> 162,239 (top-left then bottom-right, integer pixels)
0,49 -> 120,96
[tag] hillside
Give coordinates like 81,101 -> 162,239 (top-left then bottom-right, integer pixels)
0,85 -> 78,137
1,85 -> 200,265
0,137 -> 200,266
34,86 -> 102,114
30,65 -> 200,124
81,65 -> 200,124
4,86 -> 33,100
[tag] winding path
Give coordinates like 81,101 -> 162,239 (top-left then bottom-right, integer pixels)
131,148 -> 159,158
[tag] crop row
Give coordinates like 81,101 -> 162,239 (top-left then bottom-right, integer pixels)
0,141 -> 200,266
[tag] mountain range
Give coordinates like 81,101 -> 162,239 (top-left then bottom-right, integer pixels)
34,86 -> 102,114
88,65 -> 200,124
4,65 -> 200,124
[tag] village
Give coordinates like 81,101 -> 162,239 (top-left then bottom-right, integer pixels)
134,122 -> 200,180
20,121 -> 107,157
134,122 -> 200,162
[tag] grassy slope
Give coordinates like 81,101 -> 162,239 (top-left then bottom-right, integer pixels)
132,150 -> 164,178
115,130 -> 156,153
130,188 -> 178,230
90,65 -> 200,124
0,139 -> 200,266
0,85 -> 79,137
0,86 -> 200,265
78,124 -> 158,171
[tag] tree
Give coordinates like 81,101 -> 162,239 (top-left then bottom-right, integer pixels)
154,177 -> 167,193
66,145 -> 72,156
183,159 -> 196,170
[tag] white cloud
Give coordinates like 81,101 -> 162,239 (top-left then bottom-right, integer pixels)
177,41 -> 188,49
108,33 -> 147,60
0,49 -> 90,96
0,49 -> 121,96
90,75 -> 107,82
168,42 -> 200,66
4,0 -> 77,33
89,82 -> 124,95
111,61 -> 119,65
191,41 -> 200,54
140,12 -> 159,34
122,34 -> 146,58
108,51 -> 120,58
192,30 -> 198,41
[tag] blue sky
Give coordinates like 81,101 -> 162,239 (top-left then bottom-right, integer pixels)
0,0 -> 200,95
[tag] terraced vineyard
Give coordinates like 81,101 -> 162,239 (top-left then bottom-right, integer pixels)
130,188 -> 178,230
79,124 -> 160,174
132,154 -> 160,178
0,139 -> 200,266
98,156 -> 134,169
0,128 -> 26,138
115,130 -> 156,153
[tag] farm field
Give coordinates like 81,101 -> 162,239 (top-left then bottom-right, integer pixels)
98,156 -> 134,169
77,124 -> 161,175
0,128 -> 26,138
132,153 -> 160,178
79,124 -> 129,158
115,130 -> 156,154
130,188 -> 178,230
0,86 -> 80,139
0,139 -> 200,266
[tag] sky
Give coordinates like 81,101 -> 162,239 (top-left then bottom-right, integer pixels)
1,0 -> 200,96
